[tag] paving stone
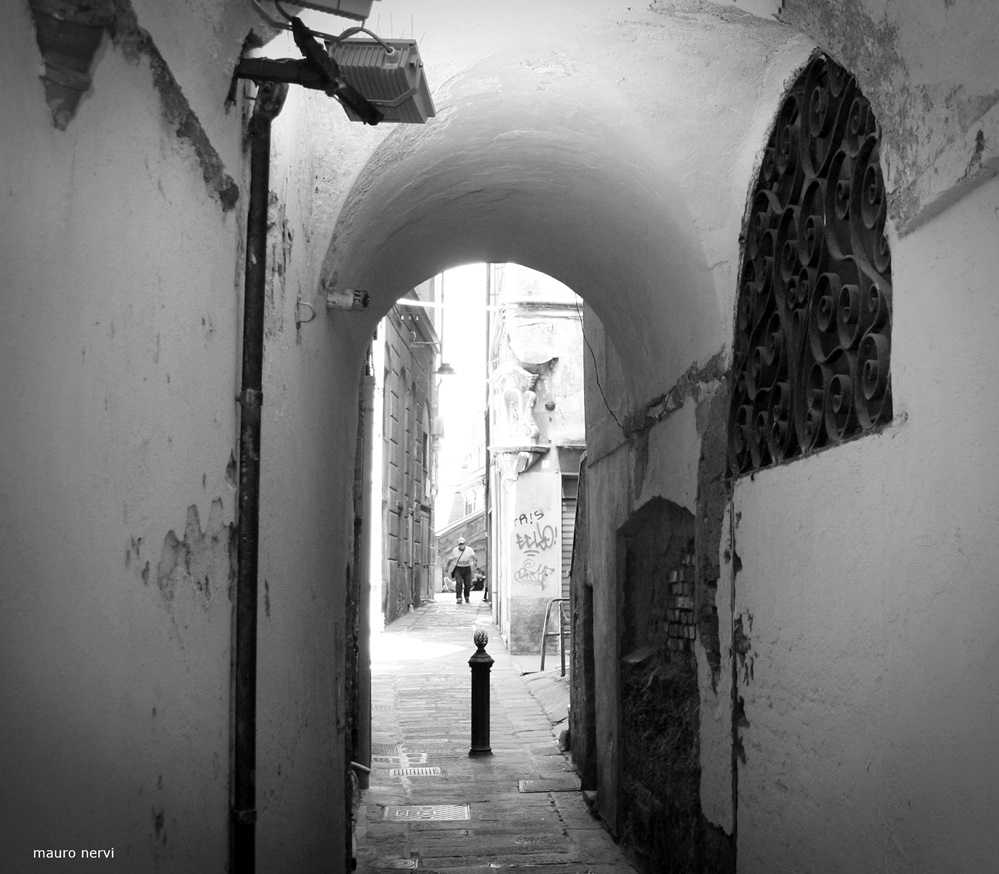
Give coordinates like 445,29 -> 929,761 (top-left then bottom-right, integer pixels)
354,597 -> 636,874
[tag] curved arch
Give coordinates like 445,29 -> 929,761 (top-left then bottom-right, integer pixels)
323,48 -> 722,403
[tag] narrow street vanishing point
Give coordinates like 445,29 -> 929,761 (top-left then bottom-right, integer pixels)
354,595 -> 636,873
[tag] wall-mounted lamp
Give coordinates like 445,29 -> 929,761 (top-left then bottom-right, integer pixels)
330,38 -> 434,125
242,2 -> 435,126
435,362 -> 457,378
326,288 -> 369,311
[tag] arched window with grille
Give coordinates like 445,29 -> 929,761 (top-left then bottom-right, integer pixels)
728,54 -> 893,476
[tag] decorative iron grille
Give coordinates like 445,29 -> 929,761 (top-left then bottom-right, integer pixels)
728,55 -> 893,476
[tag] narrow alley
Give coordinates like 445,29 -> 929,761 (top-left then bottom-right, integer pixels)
354,595 -> 635,873
5,2 -> 999,871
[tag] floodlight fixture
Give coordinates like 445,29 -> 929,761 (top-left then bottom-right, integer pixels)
330,38 -> 435,124
326,288 -> 370,310
241,2 -> 435,125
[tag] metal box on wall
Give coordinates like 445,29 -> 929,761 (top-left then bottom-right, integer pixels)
330,38 -> 436,124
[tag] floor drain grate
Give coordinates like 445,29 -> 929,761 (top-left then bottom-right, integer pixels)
388,766 -> 442,777
383,804 -> 470,821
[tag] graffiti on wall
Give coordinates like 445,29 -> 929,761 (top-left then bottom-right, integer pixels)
512,509 -> 558,590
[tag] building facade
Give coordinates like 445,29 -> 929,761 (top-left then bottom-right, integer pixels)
485,265 -> 585,654
370,282 -> 440,624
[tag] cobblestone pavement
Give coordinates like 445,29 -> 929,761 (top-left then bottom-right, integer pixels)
353,594 -> 636,873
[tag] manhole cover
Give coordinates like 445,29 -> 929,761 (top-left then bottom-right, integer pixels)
383,804 -> 470,821
374,753 -> 428,765
518,777 -> 580,793
388,766 -> 442,777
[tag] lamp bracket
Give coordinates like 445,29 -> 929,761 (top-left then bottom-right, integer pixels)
235,17 -> 382,124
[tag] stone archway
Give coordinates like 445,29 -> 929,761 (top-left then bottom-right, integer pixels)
321,47 -> 727,405
317,14 -> 807,866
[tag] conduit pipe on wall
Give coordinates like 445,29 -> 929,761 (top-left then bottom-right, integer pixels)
233,79 -> 287,874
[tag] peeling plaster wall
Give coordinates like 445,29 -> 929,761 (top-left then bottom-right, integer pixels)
582,442 -> 633,834
0,1 -> 359,868
0,2 -> 251,866
778,0 -> 999,231
574,6 -> 999,869
251,82 -> 367,871
733,176 -> 999,873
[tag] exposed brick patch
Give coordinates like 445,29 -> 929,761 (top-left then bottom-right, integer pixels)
666,544 -> 697,659
618,499 -> 725,872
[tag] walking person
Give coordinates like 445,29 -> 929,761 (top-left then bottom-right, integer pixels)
446,537 -> 476,604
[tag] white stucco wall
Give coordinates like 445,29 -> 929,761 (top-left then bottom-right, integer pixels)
0,3 -> 247,866
733,177 -> 999,872
582,444 -> 633,833
252,84 -> 368,870
0,3 -> 363,869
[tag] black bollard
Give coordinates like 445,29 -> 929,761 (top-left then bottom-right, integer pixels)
468,629 -> 494,756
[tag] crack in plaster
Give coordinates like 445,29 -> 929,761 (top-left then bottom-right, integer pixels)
625,349 -> 727,437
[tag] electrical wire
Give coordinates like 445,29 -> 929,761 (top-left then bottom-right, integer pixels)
574,298 -> 626,433
251,0 -> 394,52
328,26 -> 396,55
272,0 -> 294,21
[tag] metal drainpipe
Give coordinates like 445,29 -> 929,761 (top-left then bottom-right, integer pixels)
233,79 -> 287,874
483,265 -> 492,606
356,372 -> 376,790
